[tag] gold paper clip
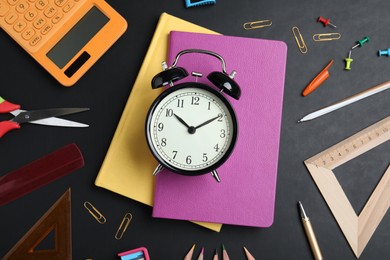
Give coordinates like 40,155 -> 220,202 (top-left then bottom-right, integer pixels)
313,33 -> 341,41
243,20 -> 272,30
115,213 -> 132,240
83,201 -> 106,224
292,26 -> 307,54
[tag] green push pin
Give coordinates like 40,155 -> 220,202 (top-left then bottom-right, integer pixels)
352,36 -> 370,49
345,50 -> 353,70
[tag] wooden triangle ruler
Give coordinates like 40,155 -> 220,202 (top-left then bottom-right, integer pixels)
304,117 -> 390,258
3,189 -> 72,259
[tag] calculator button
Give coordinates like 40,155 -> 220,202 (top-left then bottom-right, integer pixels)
32,16 -> 45,28
35,0 -> 47,10
5,12 -> 18,24
22,27 -> 35,40
40,23 -> 51,34
55,0 -> 67,7
43,5 -> 56,18
30,34 -> 41,46
62,0 -> 73,13
0,0 -> 10,16
7,0 -> 17,6
13,20 -> 27,32
51,11 -> 62,24
24,8 -> 37,21
16,1 -> 29,13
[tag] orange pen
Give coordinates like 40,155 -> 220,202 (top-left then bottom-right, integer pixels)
302,59 -> 334,96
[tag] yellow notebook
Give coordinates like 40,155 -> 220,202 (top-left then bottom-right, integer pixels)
95,13 -> 221,232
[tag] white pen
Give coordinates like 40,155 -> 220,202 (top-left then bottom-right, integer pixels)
298,80 -> 390,123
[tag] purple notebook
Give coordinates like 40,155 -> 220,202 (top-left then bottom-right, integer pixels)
152,31 -> 287,227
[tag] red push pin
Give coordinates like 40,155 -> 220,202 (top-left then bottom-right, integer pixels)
317,16 -> 337,29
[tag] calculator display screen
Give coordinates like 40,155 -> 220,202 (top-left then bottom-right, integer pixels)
47,6 -> 109,69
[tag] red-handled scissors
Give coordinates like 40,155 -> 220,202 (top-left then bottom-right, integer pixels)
0,96 -> 89,138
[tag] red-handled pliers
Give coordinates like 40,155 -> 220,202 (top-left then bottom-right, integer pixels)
0,96 -> 89,138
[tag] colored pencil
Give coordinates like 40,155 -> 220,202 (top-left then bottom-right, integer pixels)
244,247 -> 255,260
222,244 -> 230,260
213,248 -> 218,260
184,244 -> 195,260
197,247 -> 204,260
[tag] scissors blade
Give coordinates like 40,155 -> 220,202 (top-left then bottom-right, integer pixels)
10,109 -> 89,127
11,108 -> 89,126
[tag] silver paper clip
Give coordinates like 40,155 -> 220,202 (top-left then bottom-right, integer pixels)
115,213 -> 132,240
243,20 -> 272,30
313,33 -> 341,41
83,201 -> 106,224
292,26 -> 307,54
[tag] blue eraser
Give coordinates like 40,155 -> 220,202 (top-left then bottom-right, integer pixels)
185,0 -> 216,8
118,247 -> 150,260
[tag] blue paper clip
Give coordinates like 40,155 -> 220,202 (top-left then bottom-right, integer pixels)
185,0 -> 216,8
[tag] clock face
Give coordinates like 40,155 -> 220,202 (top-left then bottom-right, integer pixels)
146,83 -> 238,175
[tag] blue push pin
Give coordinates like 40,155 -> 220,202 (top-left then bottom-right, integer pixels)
378,48 -> 390,57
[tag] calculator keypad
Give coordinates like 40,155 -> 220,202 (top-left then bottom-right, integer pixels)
0,0 -> 80,51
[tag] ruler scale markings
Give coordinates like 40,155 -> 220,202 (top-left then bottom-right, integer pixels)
304,116 -> 390,257
307,117 -> 390,169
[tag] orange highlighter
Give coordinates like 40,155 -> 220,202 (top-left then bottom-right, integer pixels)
302,59 -> 334,96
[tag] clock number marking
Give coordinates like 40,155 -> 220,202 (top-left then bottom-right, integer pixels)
158,123 -> 164,131
202,153 -> 208,162
177,99 -> 184,108
220,129 -> 226,138
191,96 -> 200,105
165,109 -> 173,117
149,87 -> 236,171
186,155 -> 192,164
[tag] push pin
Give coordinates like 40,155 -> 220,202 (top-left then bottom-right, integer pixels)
378,48 -> 390,57
344,51 -> 353,70
352,36 -> 370,49
317,16 -> 337,29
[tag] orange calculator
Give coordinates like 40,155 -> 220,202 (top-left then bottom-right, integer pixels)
0,0 -> 127,86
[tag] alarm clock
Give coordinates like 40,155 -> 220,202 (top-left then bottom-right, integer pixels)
145,49 -> 241,182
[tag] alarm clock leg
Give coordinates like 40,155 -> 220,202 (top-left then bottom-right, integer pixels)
211,170 -> 221,183
152,164 -> 164,176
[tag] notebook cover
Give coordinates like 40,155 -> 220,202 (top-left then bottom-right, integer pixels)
152,31 -> 287,227
94,13 -> 222,232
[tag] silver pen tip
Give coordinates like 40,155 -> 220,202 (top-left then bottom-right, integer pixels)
298,201 -> 308,219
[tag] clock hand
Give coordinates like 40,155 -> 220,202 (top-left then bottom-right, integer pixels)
173,113 -> 191,128
174,113 -> 197,134
195,115 -> 220,130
